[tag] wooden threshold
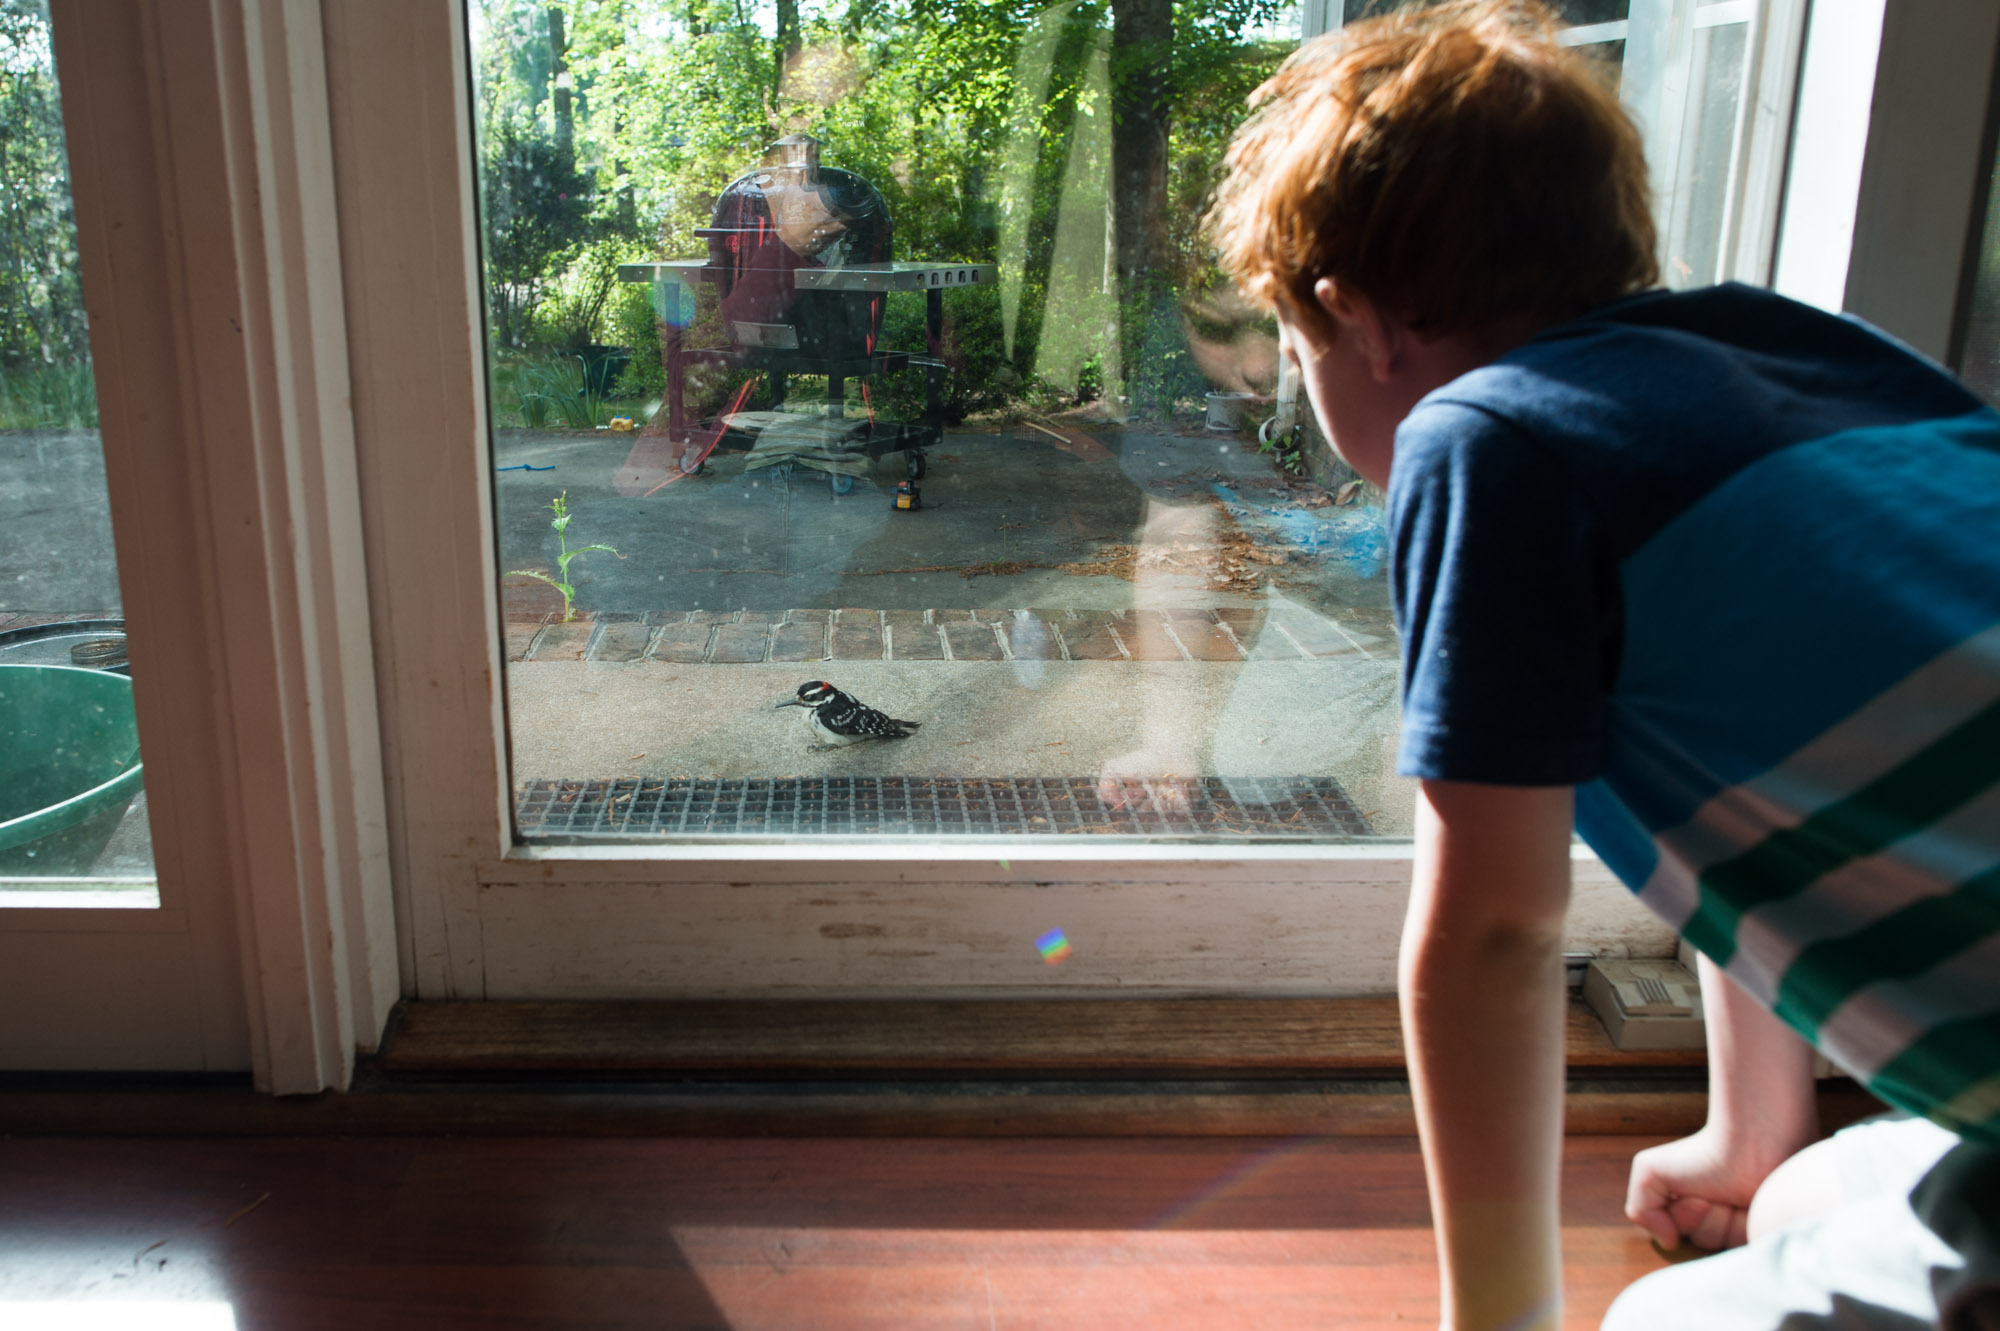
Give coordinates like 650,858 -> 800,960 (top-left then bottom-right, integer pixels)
13,998 -> 1863,1140
378,995 -> 1705,1078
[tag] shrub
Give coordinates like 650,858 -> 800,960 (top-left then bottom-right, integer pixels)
0,360 -> 97,430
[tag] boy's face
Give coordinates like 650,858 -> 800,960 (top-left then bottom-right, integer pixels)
1278,280 -> 1536,491
1276,294 -> 1400,489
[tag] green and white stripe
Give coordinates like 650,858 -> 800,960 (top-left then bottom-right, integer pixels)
1622,625 -> 2000,1141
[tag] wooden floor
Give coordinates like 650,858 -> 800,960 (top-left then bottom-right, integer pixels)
0,1133 -> 1671,1330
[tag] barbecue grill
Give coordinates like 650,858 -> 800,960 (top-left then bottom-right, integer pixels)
618,135 -> 998,494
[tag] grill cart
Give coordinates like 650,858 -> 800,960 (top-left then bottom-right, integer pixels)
618,135 -> 997,495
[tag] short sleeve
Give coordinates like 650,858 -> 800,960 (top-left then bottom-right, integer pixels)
1389,401 -> 1621,786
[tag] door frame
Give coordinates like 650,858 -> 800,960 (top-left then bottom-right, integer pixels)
0,0 -> 399,1091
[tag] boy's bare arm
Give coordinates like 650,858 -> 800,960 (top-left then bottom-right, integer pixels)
1402,779 -> 1574,1331
1625,953 -> 1819,1250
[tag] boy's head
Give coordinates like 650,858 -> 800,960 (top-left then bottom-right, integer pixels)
1209,0 -> 1657,339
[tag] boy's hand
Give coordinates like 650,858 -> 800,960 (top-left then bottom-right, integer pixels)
1626,1125 -> 1767,1251
1626,954 -> 1820,1253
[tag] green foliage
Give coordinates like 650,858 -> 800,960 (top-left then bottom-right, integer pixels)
507,491 -> 620,622
0,356 -> 94,429
491,351 -> 639,429
0,1 -> 94,395
1255,419 -> 1306,476
469,0 -> 1297,417
521,354 -> 615,429
874,283 -> 1016,424
607,279 -> 665,399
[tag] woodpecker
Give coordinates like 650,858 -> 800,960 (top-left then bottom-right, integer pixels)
775,680 -> 921,748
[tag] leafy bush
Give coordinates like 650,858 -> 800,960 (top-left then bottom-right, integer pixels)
0,359 -> 97,429
607,280 -> 665,400
490,352 -> 625,429
873,282 -> 1018,424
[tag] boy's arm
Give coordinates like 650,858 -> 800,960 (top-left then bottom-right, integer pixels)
1624,953 -> 1819,1250
1402,779 -> 1575,1331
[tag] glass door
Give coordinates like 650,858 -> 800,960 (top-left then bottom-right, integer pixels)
0,0 -> 241,1072
0,0 -> 154,900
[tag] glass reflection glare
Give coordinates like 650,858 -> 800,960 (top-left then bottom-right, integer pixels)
1,1303 -> 236,1331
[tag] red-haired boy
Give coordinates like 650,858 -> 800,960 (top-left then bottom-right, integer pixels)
1210,3 -> 2000,1327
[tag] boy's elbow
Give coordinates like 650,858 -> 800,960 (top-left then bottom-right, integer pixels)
1406,778 -> 1576,950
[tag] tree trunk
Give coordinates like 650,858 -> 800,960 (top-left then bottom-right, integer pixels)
1110,0 -> 1179,417
774,0 -> 801,98
547,6 -> 572,155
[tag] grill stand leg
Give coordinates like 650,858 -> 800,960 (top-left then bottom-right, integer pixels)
666,322 -> 685,443
925,287 -> 944,437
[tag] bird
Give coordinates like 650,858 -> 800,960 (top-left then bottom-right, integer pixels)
775,680 -> 921,749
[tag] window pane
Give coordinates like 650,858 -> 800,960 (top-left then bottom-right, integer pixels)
470,0 -> 1777,849
474,0 -> 1416,844
1660,10 -> 1749,288
0,0 -> 154,891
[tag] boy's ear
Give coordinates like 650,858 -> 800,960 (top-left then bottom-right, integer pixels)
1313,276 -> 1399,383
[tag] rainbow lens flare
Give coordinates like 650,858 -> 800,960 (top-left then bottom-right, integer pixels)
1035,928 -> 1072,964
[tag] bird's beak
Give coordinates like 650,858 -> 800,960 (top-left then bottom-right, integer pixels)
774,698 -> 806,709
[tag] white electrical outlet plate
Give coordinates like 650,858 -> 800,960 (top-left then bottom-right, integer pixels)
1583,958 -> 1707,1051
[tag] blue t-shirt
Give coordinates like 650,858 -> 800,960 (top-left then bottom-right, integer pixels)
1389,282 -> 2000,1144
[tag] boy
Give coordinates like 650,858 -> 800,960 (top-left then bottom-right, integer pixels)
1207,3 -> 2000,1328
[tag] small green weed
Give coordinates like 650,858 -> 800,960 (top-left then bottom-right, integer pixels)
1255,422 -> 1307,476
507,491 -> 619,622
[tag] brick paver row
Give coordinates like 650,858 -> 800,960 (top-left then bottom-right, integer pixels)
2,607 -> 1397,669
505,608 -> 1400,665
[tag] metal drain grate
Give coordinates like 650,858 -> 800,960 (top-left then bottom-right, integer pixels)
515,775 -> 1372,840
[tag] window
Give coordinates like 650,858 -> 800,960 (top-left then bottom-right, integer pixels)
0,0 -> 153,899
470,0 -> 1803,854
472,0 -> 1417,848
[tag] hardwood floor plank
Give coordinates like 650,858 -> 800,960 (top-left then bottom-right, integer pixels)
380,997 -> 1704,1076
0,1134 -> 1675,1330
0,1079 -> 1894,1139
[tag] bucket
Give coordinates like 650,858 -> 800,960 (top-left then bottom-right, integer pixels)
1205,391 -> 1260,432
0,664 -> 145,873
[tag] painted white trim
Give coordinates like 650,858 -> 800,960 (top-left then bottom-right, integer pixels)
1696,2 -> 1754,29
228,0 -> 399,1085
1301,0 -> 1335,42
470,850 -> 1669,1000
1770,0 -> 1887,313
1721,0 -> 1809,285
1773,0 -> 2000,357
1839,2 -> 2000,362
1558,21 -> 1629,48
321,0 -> 512,1004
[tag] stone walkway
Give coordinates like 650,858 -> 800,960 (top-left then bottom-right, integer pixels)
508,606 -> 1400,666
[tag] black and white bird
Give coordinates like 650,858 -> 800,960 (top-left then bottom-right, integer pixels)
775,680 -> 922,748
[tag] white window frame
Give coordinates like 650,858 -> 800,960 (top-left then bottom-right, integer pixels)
310,0 -> 1673,1036
1775,0 -> 2000,366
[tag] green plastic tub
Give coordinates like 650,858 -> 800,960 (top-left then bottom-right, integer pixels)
0,664 -> 145,873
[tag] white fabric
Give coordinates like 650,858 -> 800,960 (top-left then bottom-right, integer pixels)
1601,1117 -> 2000,1331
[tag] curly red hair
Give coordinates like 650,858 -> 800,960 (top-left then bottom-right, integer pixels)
1208,0 -> 1658,336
